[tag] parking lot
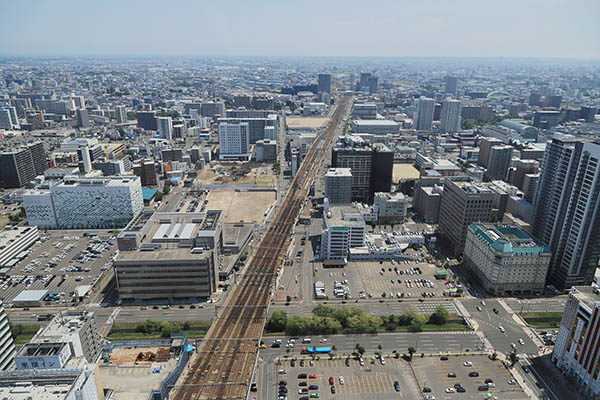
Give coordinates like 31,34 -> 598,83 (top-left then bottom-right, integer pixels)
412,355 -> 528,399
271,355 -> 420,400
315,260 -> 454,300
0,230 -> 116,307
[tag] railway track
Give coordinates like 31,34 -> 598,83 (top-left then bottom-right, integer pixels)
172,95 -> 353,400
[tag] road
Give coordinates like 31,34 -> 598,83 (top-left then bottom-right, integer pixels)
260,331 -> 487,358
461,299 -> 539,355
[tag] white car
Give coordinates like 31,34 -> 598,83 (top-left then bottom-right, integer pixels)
425,396 -> 436,400
359,358 -> 364,366
518,338 -> 525,345
511,343 -> 517,349
463,361 -> 473,367
499,326 -> 506,333
339,376 -> 345,385
380,356 -> 386,365
320,338 -> 328,343
445,388 -> 455,393
508,379 -> 517,385
285,343 -> 294,348
476,306 -> 482,312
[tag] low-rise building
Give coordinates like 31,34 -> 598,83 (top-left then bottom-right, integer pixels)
23,176 -> 143,230
115,211 -> 221,300
0,368 -> 98,400
15,342 -> 72,370
552,286 -> 600,399
373,192 -> 408,224
463,223 -> 551,296
0,226 -> 39,268
32,310 -> 101,364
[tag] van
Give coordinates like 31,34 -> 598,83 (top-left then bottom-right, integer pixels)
302,338 -> 311,344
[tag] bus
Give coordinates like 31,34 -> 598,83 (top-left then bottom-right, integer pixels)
301,346 -> 331,354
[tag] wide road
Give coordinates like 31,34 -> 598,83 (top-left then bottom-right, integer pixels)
260,332 -> 487,357
461,299 -> 539,355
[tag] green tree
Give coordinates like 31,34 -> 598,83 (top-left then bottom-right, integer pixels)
491,351 -> 498,361
407,346 -> 416,360
508,351 -> 519,366
266,310 -> 288,332
429,305 -> 449,325
163,185 -> 171,195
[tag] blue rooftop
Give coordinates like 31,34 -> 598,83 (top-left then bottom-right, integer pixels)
142,188 -> 158,201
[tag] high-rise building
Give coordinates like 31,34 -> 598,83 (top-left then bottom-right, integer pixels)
0,104 -> 19,129
76,108 -> 90,128
318,73 -> 332,94
485,145 -> 513,181
367,76 -> 378,94
325,168 -> 352,205
0,302 -> 15,370
234,95 -> 252,108
548,95 -> 562,109
255,139 -> 277,162
358,72 -> 371,91
532,134 -> 600,289
438,179 -> 496,256
23,176 -> 144,230
331,136 -> 393,203
477,137 -> 503,168
552,287 -> 600,398
580,106 -> 597,123
440,99 -> 462,133
414,97 -> 434,131
157,116 -> 173,140
201,101 -> 225,118
136,111 -> 157,131
0,147 -> 40,188
161,148 -> 183,162
218,115 -> 277,144
529,90 -> 541,107
218,121 -> 250,161
533,110 -> 561,129
133,159 -> 157,186
71,95 -> 85,109
463,223 -> 551,296
115,105 -> 127,123
510,159 -> 540,190
28,142 -> 46,176
444,75 -> 458,95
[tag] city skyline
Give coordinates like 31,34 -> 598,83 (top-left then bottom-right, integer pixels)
1,0 -> 599,59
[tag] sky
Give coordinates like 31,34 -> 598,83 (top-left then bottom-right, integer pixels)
1,0 -> 599,59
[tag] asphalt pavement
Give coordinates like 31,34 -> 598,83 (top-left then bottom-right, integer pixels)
461,299 -> 539,356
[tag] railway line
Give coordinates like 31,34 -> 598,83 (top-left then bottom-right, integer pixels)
172,95 -> 353,400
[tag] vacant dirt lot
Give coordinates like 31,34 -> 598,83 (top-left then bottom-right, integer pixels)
206,190 -> 276,223
286,117 -> 329,128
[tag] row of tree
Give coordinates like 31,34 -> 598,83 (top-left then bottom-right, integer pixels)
266,305 -> 453,336
135,320 -> 192,338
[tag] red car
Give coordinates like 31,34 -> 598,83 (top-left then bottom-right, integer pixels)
309,374 -> 317,379
329,377 -> 334,385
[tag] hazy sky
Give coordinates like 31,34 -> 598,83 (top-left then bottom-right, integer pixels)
1,0 -> 599,59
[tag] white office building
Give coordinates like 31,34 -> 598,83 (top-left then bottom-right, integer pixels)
440,99 -> 462,133
23,176 -> 143,229
158,116 -> 173,140
219,121 -> 250,161
321,205 -> 366,260
414,97 -> 434,131
0,302 -> 15,370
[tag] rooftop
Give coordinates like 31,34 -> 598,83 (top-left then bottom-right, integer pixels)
0,368 -> 91,400
13,289 -> 48,303
470,223 -> 550,256
571,286 -> 600,309
326,168 -> 352,177
0,226 -> 38,253
327,205 -> 366,227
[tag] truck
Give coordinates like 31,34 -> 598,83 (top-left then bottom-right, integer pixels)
301,346 -> 331,354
